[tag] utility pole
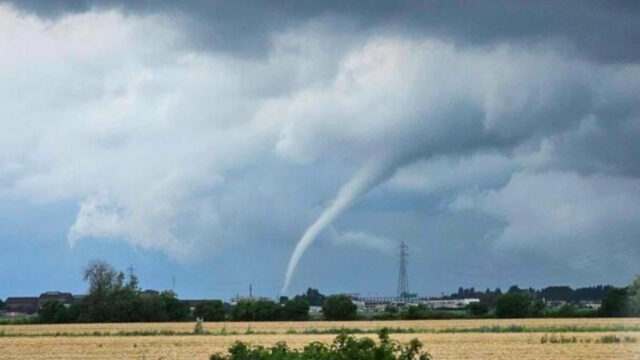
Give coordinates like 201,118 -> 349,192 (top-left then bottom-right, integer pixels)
397,242 -> 409,300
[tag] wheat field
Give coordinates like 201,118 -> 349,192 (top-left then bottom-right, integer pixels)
1,319 -> 639,359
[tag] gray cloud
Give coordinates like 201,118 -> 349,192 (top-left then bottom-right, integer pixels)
1,2 -> 639,291
6,0 -> 640,62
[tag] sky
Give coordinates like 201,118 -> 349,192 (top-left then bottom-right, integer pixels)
1,0 -> 639,300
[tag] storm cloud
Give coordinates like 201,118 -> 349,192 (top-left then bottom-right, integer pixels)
1,1 -> 639,295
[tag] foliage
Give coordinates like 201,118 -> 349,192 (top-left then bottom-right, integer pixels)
599,287 -> 629,317
58,260 -> 191,323
300,288 -> 326,307
194,317 -> 205,334
209,329 -> 431,360
38,300 -> 71,323
495,293 -> 539,318
231,300 -> 282,321
282,296 -> 310,321
322,295 -> 357,321
195,300 -> 227,321
627,275 -> 640,316
0,298 -> 4,310
161,291 -> 190,321
467,302 -> 489,316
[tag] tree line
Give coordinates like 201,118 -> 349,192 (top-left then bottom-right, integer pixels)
36,260 -> 359,323
29,260 -> 640,323
446,284 -> 614,304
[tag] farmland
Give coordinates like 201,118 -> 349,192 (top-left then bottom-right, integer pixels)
1,318 -> 639,359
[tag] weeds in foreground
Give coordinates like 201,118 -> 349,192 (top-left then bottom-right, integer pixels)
541,334 -> 637,344
209,329 -> 432,360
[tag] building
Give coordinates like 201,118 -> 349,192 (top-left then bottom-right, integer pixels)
4,297 -> 39,314
38,291 -> 74,308
230,296 -> 271,306
417,298 -> 480,309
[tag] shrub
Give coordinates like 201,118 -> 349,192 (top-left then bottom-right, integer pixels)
194,318 -> 205,334
209,329 -> 431,360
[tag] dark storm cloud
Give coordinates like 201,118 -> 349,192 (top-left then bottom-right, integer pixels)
7,0 -> 640,62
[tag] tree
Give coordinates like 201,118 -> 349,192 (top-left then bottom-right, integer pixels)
495,293 -> 532,318
39,300 -> 71,323
162,291 -> 189,321
600,288 -> 629,317
301,288 -> 326,307
507,285 -> 522,294
627,275 -> 640,316
322,295 -> 357,320
467,302 -> 489,316
194,301 -> 226,321
282,296 -> 310,321
231,300 -> 281,321
83,260 -> 121,322
0,298 -> 4,310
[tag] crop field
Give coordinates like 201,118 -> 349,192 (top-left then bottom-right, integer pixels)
1,318 -> 639,359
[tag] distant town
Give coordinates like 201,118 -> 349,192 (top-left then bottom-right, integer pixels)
1,283 -> 610,319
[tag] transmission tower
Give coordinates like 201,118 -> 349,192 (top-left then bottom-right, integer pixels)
397,241 -> 409,299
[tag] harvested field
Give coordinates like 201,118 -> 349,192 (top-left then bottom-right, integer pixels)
1,319 -> 639,359
3,317 -> 640,335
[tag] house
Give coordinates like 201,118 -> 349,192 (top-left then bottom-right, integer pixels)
38,291 -> 74,308
4,297 -> 39,314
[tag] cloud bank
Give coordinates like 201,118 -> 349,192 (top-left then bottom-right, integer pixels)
1,2 -> 639,290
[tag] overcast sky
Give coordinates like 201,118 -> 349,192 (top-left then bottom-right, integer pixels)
1,1 -> 639,300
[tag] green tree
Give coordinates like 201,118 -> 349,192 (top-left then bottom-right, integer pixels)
162,291 -> 189,321
495,293 -> 532,318
0,298 -> 4,310
282,296 -> 309,321
322,295 -> 357,320
39,300 -> 71,323
194,300 -> 226,321
467,302 -> 489,316
600,288 -> 629,317
83,260 -> 121,322
231,300 -> 282,321
627,275 -> 640,316
301,288 -> 326,307
138,295 -> 169,322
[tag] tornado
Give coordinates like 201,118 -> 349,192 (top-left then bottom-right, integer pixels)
281,156 -> 396,294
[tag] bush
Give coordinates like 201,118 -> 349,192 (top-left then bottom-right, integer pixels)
209,329 -> 432,360
322,295 -> 357,321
